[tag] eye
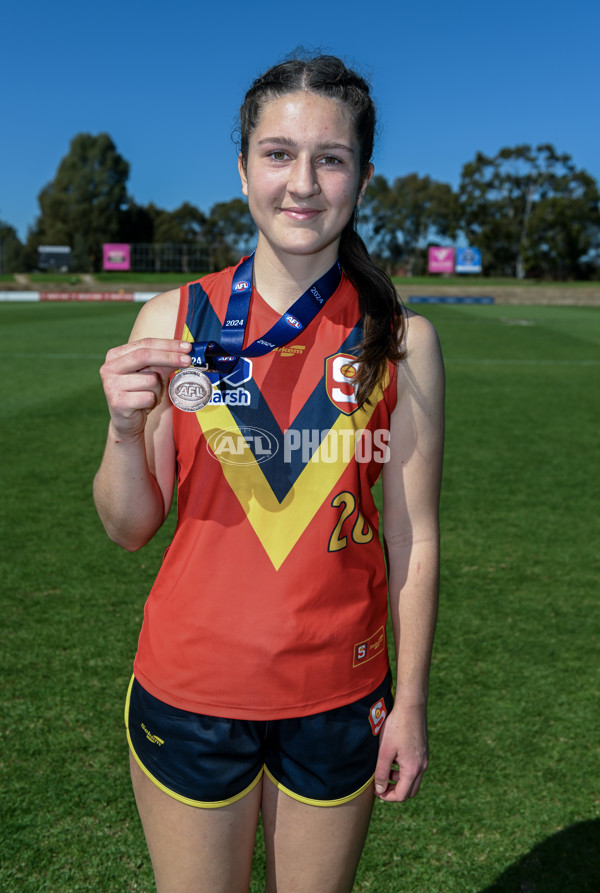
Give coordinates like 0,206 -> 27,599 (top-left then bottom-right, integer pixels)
321,155 -> 342,165
268,150 -> 289,161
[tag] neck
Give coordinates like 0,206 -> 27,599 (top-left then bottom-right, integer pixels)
252,238 -> 339,314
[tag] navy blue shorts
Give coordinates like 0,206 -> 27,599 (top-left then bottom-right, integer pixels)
125,672 -> 393,808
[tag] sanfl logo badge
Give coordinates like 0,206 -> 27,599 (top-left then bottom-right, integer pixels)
368,698 -> 387,736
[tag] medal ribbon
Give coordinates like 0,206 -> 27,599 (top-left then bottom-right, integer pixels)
189,252 -> 341,373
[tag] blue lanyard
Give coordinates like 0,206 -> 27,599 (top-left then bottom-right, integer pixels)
189,252 -> 341,373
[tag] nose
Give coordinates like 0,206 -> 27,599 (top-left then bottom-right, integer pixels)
288,154 -> 320,198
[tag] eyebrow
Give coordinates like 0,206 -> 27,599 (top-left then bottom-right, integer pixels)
257,137 -> 355,154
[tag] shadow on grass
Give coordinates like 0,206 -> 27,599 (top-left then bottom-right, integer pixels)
478,820 -> 600,893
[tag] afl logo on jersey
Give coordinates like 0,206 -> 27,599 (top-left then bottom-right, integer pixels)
285,314 -> 303,330
325,353 -> 360,415
233,280 -> 250,292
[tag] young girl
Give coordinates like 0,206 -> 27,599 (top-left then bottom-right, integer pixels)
94,54 -> 444,893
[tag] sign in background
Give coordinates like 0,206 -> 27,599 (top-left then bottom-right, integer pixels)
38,245 -> 71,271
103,243 -> 131,271
455,247 -> 482,273
428,246 -> 455,274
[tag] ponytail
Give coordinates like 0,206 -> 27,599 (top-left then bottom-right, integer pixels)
339,210 -> 406,406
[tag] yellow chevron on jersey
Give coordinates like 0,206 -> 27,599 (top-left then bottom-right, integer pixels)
191,374 -> 388,570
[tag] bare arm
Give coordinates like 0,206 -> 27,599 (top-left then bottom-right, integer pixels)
374,311 -> 445,801
93,289 -> 192,550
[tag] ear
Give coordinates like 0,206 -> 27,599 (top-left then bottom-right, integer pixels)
356,163 -> 374,206
238,154 -> 248,197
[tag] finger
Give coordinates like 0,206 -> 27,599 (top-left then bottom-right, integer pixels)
374,754 -> 397,796
104,340 -> 192,375
387,761 -> 400,787
379,765 -> 426,803
115,370 -> 167,392
390,773 -> 418,802
109,338 -> 193,359
104,371 -> 167,415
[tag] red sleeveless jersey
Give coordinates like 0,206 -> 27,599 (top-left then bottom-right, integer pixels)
133,264 -> 397,719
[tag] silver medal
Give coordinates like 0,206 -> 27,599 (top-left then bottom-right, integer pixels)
169,367 -> 213,412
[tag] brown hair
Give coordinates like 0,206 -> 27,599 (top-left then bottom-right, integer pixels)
239,53 -> 406,405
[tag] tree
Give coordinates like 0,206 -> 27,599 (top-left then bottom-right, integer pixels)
0,221 -> 25,273
524,171 -> 600,279
29,133 -> 130,271
360,173 -> 458,274
359,175 -> 403,270
150,202 -> 207,244
457,144 -> 600,279
140,202 -> 209,272
206,198 -> 256,270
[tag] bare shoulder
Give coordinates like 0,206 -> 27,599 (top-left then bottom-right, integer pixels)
129,288 -> 181,341
403,307 -> 441,354
397,308 -> 444,386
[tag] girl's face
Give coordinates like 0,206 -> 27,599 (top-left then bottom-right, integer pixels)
239,91 -> 373,267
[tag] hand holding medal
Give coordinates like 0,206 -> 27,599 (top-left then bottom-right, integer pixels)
100,338 -> 193,437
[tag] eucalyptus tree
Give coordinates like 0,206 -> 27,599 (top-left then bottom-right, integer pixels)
29,133 -> 130,271
206,198 -> 256,270
458,144 -> 600,278
0,221 -> 25,273
360,173 -> 457,274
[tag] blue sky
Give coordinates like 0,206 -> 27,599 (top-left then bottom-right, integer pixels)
2,0 -> 599,241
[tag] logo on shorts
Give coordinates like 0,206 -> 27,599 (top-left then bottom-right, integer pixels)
141,723 -> 164,746
368,698 -> 387,736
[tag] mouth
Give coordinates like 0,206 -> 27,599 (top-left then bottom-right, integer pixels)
279,207 -> 322,220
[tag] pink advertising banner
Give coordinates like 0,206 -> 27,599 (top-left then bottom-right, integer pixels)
428,246 -> 455,274
103,243 -> 131,271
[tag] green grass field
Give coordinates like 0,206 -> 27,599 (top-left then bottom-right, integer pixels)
1,300 -> 599,892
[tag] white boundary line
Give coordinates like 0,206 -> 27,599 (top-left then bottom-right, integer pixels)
0,291 -> 157,302
0,352 -> 105,360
